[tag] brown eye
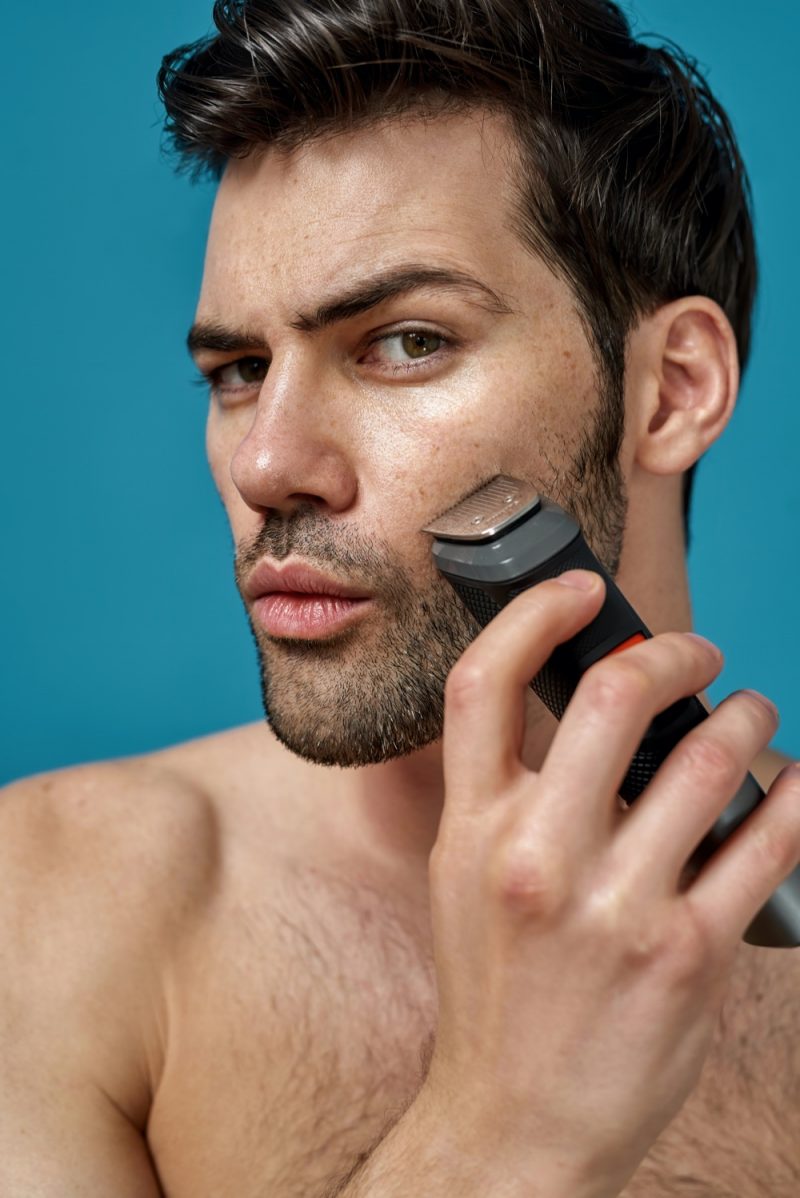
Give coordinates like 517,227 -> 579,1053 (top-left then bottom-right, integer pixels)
215,357 -> 269,387
236,357 -> 268,384
401,332 -> 442,359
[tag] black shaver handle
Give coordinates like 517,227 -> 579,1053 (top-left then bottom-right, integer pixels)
447,529 -> 800,949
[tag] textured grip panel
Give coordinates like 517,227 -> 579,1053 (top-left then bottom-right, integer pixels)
506,542 -> 629,670
453,583 -> 503,629
451,533 -> 677,803
617,743 -> 665,802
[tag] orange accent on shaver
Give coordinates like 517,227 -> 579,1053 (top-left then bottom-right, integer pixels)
606,633 -> 646,657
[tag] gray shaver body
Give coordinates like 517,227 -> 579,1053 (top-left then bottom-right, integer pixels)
427,485 -> 800,949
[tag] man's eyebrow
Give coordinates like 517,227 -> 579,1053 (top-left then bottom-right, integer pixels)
187,322 -> 265,358
186,265 -> 513,356
288,266 -> 514,332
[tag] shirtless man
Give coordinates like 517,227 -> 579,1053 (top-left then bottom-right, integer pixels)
2,1 -> 798,1195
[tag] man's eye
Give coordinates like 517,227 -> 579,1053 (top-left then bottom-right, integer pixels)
211,357 -> 269,388
376,330 -> 443,361
360,327 -> 456,379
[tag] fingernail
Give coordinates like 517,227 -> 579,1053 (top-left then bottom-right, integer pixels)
555,570 -> 599,591
741,689 -> 779,719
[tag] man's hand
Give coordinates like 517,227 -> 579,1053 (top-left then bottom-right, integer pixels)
419,569 -> 800,1197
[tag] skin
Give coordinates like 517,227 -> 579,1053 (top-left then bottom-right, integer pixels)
1,108 -> 797,1197
195,109 -> 741,867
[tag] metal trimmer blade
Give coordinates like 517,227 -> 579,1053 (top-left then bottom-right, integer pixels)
422,475 -> 541,542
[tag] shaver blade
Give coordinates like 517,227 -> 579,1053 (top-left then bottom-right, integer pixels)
422,475 -> 541,541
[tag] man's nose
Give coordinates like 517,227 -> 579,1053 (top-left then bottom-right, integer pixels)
228,357 -> 359,518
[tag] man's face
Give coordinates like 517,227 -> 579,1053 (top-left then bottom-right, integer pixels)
193,110 -> 628,767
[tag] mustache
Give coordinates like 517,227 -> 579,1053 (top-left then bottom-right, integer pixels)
233,504 -> 407,596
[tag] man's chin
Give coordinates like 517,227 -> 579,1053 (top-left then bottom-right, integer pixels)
256,637 -> 450,768
263,699 -> 445,768
245,578 -> 478,768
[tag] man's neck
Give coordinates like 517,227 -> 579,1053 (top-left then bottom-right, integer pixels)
344,692 -> 559,871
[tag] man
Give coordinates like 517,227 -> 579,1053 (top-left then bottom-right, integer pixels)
2,1 -> 798,1194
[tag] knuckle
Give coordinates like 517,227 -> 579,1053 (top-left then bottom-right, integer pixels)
445,658 -> 489,707
620,920 -> 673,970
749,823 -> 799,879
491,838 -> 566,918
584,862 -> 715,978
584,876 -> 630,940
679,733 -> 738,782
625,904 -> 712,983
582,657 -> 651,712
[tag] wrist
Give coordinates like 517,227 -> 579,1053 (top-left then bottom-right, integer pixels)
409,1084 -> 618,1198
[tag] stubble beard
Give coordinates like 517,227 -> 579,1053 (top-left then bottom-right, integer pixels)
235,396 -> 628,769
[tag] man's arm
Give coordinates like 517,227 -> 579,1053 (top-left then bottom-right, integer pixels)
0,763 -> 213,1196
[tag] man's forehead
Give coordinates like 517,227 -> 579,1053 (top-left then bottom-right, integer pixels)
207,113 -> 516,247
199,110 -> 540,317
215,107 -> 517,210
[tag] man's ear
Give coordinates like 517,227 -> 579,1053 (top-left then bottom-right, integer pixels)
627,296 -> 740,476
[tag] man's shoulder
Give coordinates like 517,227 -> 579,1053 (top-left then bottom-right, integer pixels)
2,737 -> 219,914
0,724 -> 282,1122
0,723 -> 285,982
0,719 -> 297,936
0,726 -> 264,1179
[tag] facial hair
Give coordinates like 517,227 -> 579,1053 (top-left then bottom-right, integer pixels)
234,393 -> 627,769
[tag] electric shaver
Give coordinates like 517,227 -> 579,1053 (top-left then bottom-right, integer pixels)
423,475 -> 800,949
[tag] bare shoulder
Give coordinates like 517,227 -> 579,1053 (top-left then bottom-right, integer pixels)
0,734 -> 234,1124
0,731 -> 274,1194
0,720 -> 285,1014
1,741 -> 223,932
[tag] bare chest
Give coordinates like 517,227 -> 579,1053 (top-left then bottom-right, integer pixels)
148,863 -> 439,1197
147,870 -> 798,1198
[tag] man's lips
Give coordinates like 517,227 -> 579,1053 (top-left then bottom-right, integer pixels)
243,560 -> 373,639
243,559 -> 373,602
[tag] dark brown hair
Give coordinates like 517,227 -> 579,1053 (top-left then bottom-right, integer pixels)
158,0 -> 757,549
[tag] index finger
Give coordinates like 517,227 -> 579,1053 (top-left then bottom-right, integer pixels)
442,571 -> 605,807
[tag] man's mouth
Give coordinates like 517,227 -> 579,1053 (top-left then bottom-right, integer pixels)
253,593 -> 372,639
244,559 -> 374,640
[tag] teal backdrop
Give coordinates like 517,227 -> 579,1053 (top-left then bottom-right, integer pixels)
2,1 -> 798,783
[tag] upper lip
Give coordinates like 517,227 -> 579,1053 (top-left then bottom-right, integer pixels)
243,559 -> 372,601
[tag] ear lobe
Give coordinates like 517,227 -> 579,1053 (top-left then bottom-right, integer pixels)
633,298 -> 739,476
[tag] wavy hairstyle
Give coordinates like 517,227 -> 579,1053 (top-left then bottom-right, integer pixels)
158,0 -> 757,549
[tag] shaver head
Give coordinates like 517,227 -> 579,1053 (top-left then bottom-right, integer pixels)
422,475 -> 542,542
422,475 -> 581,593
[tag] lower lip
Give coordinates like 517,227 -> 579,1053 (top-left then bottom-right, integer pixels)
253,593 -> 373,639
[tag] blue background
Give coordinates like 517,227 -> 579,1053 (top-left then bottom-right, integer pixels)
2,1 -> 797,783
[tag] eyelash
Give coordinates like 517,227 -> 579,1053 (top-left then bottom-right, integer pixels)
192,361 -> 266,393
193,326 -> 456,395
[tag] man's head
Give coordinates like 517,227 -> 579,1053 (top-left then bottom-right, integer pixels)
160,1 -> 754,767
